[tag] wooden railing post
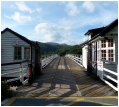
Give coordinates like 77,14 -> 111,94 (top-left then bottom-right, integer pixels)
102,61 -> 104,80
117,65 -> 118,89
20,63 -> 24,82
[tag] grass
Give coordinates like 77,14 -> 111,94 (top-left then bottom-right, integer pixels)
1,82 -> 14,101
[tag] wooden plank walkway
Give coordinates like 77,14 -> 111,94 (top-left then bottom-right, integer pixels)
14,56 -> 118,98
65,57 -> 118,97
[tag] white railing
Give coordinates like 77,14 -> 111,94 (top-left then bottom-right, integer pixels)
66,54 -> 83,67
102,60 -> 118,91
1,54 -> 58,84
1,60 -> 29,84
41,54 -> 58,68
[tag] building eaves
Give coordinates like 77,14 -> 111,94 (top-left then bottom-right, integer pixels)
82,19 -> 118,46
1,28 -> 35,46
99,19 -> 118,36
85,27 -> 106,36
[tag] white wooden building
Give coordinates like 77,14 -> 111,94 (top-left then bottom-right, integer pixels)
81,19 -> 118,91
1,28 -> 41,78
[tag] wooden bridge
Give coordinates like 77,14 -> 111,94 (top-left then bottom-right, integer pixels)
2,55 -> 118,106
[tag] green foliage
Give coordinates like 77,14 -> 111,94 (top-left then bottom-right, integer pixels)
38,42 -> 82,56
56,45 -> 82,56
1,82 -> 14,101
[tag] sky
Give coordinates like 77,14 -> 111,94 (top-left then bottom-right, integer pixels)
1,1 -> 118,45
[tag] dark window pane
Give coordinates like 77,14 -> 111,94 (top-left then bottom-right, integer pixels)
104,54 -> 106,57
111,54 -> 113,57
14,47 -> 22,60
111,58 -> 113,61
104,44 -> 106,47
111,43 -> 113,47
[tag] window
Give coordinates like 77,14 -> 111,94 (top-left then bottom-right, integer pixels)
101,50 -> 106,60
108,50 -> 114,61
97,39 -> 114,62
24,47 -> 30,59
14,47 -> 22,60
108,39 -> 113,47
101,40 -> 106,48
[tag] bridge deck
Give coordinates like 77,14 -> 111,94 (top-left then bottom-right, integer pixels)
15,56 -> 117,97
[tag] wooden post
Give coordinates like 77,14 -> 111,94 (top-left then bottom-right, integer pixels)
20,63 -> 24,82
102,61 -> 104,80
117,65 -> 118,89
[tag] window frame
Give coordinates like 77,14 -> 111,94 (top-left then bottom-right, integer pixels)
97,38 -> 115,62
14,46 -> 22,60
24,47 -> 30,60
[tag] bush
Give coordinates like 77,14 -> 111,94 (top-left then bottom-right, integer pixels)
1,82 -> 14,101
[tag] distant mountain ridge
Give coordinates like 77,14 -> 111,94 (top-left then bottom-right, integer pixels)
46,42 -> 68,46
37,42 -> 82,56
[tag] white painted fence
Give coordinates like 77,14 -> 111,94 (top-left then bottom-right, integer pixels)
1,60 -> 29,84
102,60 -> 118,91
41,54 -> 58,68
66,54 -> 118,91
1,54 -> 58,84
66,54 -> 83,67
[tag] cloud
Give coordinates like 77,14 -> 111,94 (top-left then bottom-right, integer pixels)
35,23 -> 63,42
16,2 -> 32,13
15,2 -> 42,13
82,1 -> 95,13
65,2 -> 80,16
12,12 -> 31,23
34,22 -> 87,45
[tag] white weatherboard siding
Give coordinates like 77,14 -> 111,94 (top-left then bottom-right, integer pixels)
1,31 -> 30,77
1,31 -> 30,63
82,45 -> 87,69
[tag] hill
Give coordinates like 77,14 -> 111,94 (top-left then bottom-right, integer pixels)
38,42 -> 82,56
46,42 -> 68,46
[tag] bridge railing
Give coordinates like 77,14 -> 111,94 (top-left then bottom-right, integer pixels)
41,54 -> 58,68
1,54 -> 58,84
101,60 -> 118,91
66,54 -> 83,67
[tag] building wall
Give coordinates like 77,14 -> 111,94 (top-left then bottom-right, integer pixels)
1,31 -> 31,63
82,45 -> 88,69
1,31 -> 30,77
114,36 -> 118,63
97,26 -> 118,79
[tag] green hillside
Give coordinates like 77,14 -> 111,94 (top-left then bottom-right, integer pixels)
38,42 -> 82,56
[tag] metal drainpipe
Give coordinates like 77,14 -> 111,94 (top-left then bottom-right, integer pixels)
30,44 -> 32,64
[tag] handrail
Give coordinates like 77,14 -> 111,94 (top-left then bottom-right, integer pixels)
1,54 -> 58,84
1,60 -> 29,66
41,54 -> 58,68
66,54 -> 83,67
102,60 -> 118,91
1,61 -> 29,84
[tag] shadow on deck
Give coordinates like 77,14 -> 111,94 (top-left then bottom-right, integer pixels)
14,57 -> 117,98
